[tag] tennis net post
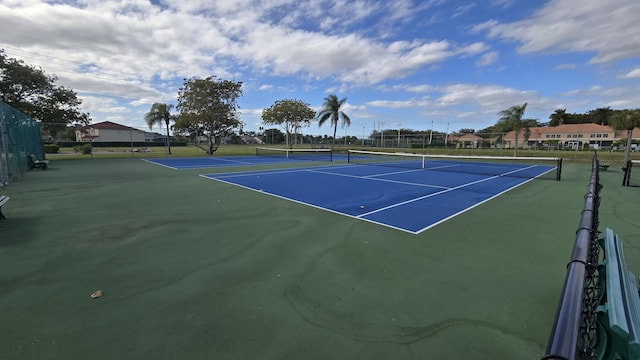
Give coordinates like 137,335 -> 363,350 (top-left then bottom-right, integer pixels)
623,160 -> 639,187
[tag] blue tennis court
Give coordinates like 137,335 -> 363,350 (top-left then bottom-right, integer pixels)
143,155 -> 334,170
201,161 -> 557,234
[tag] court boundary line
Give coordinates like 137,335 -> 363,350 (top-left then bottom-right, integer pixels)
305,168 -> 451,190
201,164 -> 545,234
209,164 -> 356,179
413,177 -> 537,233
212,158 -> 254,165
144,157 -> 343,170
199,174 -> 416,234
356,164 -> 539,218
142,158 -> 180,170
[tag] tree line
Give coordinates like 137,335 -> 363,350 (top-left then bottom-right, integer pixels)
0,50 -> 90,138
147,91 -> 351,154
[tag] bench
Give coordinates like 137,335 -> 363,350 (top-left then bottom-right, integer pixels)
28,154 -> 49,170
0,195 -> 9,219
599,164 -> 610,171
596,228 -> 640,359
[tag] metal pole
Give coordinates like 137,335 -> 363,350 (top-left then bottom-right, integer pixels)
445,122 -> 449,149
429,120 -> 433,144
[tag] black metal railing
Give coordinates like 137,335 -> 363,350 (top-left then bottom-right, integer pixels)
542,155 -> 602,360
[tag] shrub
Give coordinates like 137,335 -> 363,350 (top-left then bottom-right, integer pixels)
44,144 -> 59,153
73,144 -> 92,154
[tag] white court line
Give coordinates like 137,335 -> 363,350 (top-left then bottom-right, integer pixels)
212,158 -> 254,165
201,163 -> 546,234
141,158 -> 179,170
357,164 -> 539,218
306,169 -> 450,189
199,174 -> 419,234
412,177 -> 536,234
207,164 -> 357,179
363,168 -> 424,178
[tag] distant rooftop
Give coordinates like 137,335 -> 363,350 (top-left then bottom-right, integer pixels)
81,121 -> 142,132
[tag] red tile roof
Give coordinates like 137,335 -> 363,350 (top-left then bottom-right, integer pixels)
456,133 -> 484,141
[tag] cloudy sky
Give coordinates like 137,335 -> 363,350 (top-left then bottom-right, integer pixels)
1,0 -> 639,137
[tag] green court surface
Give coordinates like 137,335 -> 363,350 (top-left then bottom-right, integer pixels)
0,158 -> 638,360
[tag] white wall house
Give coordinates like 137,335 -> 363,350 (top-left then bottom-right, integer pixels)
503,124 -> 640,149
75,121 -> 147,142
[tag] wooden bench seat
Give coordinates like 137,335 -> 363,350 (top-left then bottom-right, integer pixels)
597,228 -> 640,359
0,195 -> 9,219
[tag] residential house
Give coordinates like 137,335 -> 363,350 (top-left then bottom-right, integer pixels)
145,132 -> 168,142
451,133 -> 485,148
502,124 -> 640,150
75,121 -> 147,143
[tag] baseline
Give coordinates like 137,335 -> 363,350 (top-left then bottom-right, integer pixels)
201,164 -> 538,233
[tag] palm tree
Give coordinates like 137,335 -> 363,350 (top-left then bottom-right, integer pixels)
316,94 -> 351,150
549,108 -> 569,126
611,109 -> 640,167
497,103 -> 528,156
145,103 -> 174,155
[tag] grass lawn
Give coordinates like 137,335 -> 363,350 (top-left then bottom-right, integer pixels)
45,144 -> 640,166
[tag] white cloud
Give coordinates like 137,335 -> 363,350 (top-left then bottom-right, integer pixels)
554,64 -> 576,70
620,68 -> 640,79
366,98 -> 430,109
474,0 -> 640,64
454,4 -> 477,17
476,51 -> 499,67
1,0 -> 637,134
435,84 -> 532,109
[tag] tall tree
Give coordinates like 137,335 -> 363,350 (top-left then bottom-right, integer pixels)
0,50 -> 89,138
458,128 -> 476,134
262,99 -> 315,148
145,103 -> 175,155
549,108 -> 570,126
174,76 -> 243,154
610,109 -> 640,166
497,102 -> 528,156
316,94 -> 351,150
588,107 -> 613,126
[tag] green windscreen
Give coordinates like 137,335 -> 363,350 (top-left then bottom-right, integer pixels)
0,100 -> 45,185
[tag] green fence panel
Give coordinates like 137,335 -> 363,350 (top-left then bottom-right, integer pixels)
0,100 -> 44,184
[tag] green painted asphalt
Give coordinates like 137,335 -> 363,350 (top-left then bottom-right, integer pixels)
0,158 -> 638,360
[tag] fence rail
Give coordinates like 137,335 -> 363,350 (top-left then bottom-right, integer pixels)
543,155 -> 602,360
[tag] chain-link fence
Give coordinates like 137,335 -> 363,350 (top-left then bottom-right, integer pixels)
0,100 -> 45,185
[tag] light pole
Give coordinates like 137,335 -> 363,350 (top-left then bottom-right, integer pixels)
445,122 -> 449,149
429,120 -> 433,145
362,125 -> 365,146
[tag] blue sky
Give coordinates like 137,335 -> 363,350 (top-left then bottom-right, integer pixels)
1,0 -> 639,137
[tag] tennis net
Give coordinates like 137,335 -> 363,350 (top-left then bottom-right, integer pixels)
623,160 -> 640,186
347,150 -> 562,180
256,147 -> 332,162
